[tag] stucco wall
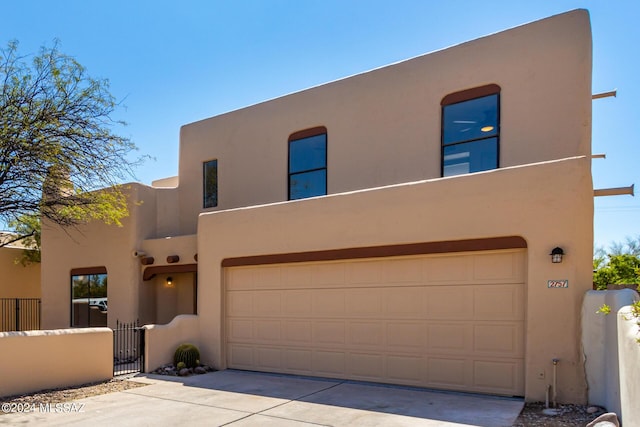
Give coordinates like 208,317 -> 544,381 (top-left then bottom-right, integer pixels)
175,9 -> 591,235
0,247 -> 40,298
581,289 -> 639,414
40,184 -> 159,329
144,314 -> 200,371
0,328 -> 112,397
197,156 -> 593,403
618,304 -> 640,425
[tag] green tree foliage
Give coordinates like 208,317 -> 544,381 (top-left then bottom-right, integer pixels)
593,236 -> 640,290
0,40 -> 144,254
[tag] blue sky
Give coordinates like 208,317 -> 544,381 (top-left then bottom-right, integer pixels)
3,1 -> 639,250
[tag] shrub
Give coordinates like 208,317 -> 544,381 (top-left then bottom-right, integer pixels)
174,343 -> 200,368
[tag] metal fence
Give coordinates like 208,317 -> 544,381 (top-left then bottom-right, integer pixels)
113,319 -> 145,375
0,298 -> 41,332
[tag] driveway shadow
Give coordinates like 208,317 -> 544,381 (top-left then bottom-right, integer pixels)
133,370 -> 523,426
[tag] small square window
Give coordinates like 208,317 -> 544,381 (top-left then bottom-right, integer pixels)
203,160 -> 218,208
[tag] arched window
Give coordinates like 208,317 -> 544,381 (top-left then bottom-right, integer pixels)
441,84 -> 500,177
288,126 -> 327,200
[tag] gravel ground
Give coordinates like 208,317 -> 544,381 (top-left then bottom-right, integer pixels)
0,377 -> 147,414
1,379 -> 607,425
512,402 -> 605,426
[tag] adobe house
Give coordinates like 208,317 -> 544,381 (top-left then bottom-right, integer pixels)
41,9 -> 594,402
0,236 -> 41,332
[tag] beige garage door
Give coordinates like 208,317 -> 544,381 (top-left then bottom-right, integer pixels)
225,249 -> 525,396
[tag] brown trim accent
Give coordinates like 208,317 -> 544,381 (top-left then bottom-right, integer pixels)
441,84 -> 501,106
222,236 -> 527,268
143,264 -> 198,281
166,255 -> 180,264
288,126 -> 327,142
70,266 -> 107,276
140,256 -> 155,265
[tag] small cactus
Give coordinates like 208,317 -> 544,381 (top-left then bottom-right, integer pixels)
176,361 -> 186,370
174,343 -> 200,368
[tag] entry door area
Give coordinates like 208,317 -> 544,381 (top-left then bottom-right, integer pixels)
225,249 -> 525,396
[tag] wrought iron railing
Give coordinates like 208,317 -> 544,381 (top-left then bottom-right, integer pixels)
113,319 -> 145,375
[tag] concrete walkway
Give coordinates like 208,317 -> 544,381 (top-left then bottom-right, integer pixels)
0,370 -> 524,426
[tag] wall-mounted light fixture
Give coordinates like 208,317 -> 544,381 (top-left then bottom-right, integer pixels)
165,276 -> 174,288
550,247 -> 564,264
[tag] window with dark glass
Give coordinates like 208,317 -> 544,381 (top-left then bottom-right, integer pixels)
71,268 -> 107,327
441,85 -> 500,177
288,127 -> 327,200
203,159 -> 218,208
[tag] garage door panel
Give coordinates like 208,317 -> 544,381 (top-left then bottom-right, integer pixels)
227,292 -> 252,316
472,252 -> 524,282
384,258 -> 424,283
228,344 -> 254,367
226,249 -> 525,396
283,291 -> 312,316
473,285 -> 524,320
349,321 -> 384,346
312,290 -> 346,316
349,352 -> 385,379
426,288 -> 474,320
473,324 -> 523,356
255,347 -> 282,369
428,357 -> 467,387
425,256 -> 472,283
283,264 -> 313,287
428,323 -> 471,353
384,287 -> 425,318
256,320 -> 281,341
284,321 -> 312,343
229,319 -> 254,340
387,322 -> 425,349
473,359 -> 519,392
314,350 -> 346,375
254,291 -> 282,316
346,288 -> 383,316
387,355 -> 424,383
348,260 -> 384,285
313,321 -> 346,345
312,263 -> 346,286
284,348 -> 313,372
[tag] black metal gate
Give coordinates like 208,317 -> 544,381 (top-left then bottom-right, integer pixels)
113,320 -> 145,375
1,298 -> 41,332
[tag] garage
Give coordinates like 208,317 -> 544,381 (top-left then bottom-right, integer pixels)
225,249 -> 525,396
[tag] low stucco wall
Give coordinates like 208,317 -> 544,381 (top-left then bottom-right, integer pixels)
0,328 -> 112,397
618,304 -> 640,425
582,289 -> 639,416
144,314 -> 200,371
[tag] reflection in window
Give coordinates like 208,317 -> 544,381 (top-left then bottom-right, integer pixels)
289,128 -> 327,200
442,86 -> 500,177
203,159 -> 218,208
71,271 -> 107,327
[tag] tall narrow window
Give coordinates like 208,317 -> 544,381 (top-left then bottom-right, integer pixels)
288,127 -> 327,200
203,159 -> 218,208
71,267 -> 107,327
441,84 -> 500,177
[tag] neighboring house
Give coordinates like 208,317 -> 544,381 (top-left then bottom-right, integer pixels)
41,9 -> 595,403
0,235 -> 42,331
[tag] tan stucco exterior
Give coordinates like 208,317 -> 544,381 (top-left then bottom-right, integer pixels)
41,9 -> 594,402
0,246 -> 40,299
0,328 -> 112,397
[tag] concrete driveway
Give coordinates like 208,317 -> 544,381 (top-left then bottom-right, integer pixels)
0,370 -> 523,426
